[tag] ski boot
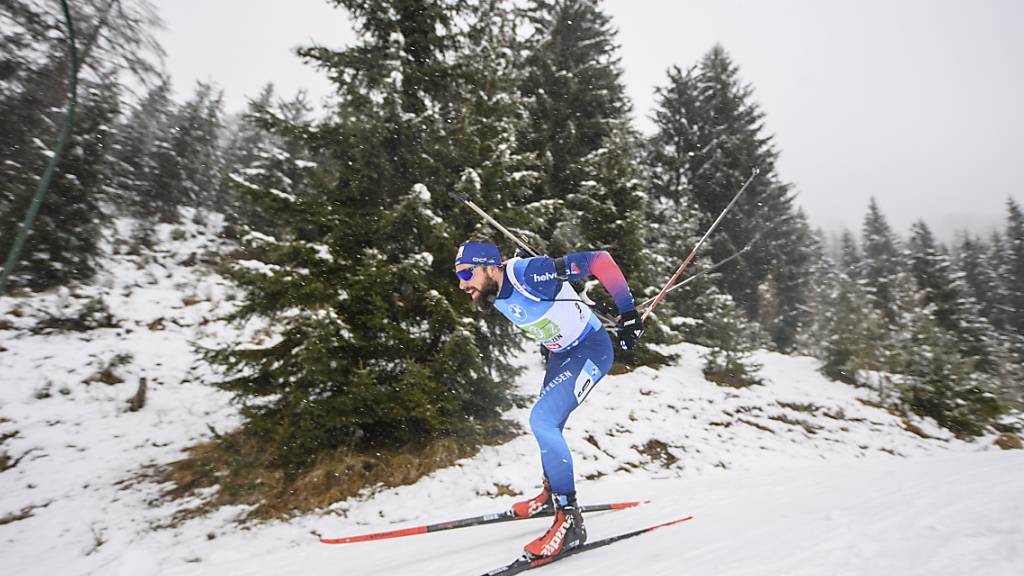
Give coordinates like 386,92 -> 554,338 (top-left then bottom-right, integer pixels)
511,477 -> 553,519
523,493 -> 587,558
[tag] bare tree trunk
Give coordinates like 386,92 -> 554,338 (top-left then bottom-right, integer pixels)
127,376 -> 147,412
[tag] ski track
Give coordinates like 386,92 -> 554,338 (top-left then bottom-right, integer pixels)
1,211 -> 1022,576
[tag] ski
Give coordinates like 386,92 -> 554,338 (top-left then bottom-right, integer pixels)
480,515 -> 694,576
319,500 -> 649,544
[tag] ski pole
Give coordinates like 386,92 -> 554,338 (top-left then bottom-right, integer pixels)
637,188 -> 795,313
449,191 -> 541,257
638,236 -> 757,310
641,167 -> 760,323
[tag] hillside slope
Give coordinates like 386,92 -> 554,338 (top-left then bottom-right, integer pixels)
1,212 -> 1021,576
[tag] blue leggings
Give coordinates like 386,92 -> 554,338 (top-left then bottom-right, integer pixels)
529,329 -> 615,496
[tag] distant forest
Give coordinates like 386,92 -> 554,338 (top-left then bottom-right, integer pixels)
2,0 -> 1022,480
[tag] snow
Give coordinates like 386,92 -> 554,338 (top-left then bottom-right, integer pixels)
242,229 -> 278,245
406,251 -> 434,269
303,242 -> 332,262
1,211 -> 1022,576
230,179 -> 300,209
461,168 -> 482,192
511,170 -> 538,181
412,183 -> 431,202
235,258 -> 280,275
266,188 -> 296,202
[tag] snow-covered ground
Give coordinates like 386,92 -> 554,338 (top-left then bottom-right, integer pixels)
1,213 -> 1022,576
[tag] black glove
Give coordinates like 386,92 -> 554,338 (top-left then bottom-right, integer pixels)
616,310 -> 644,350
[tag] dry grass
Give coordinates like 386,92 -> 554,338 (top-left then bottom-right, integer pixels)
0,501 -> 50,526
491,483 -> 519,498
738,418 -> 775,433
608,362 -> 636,376
768,414 -> 822,435
901,418 -> 932,439
777,401 -> 820,414
994,433 -> 1022,450
158,425 -> 515,523
0,426 -> 16,473
704,368 -> 759,388
634,439 -> 679,468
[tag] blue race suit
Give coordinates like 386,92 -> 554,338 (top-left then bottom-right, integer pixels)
493,252 -> 636,495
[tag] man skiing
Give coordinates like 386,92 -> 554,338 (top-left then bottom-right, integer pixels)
454,240 -> 644,559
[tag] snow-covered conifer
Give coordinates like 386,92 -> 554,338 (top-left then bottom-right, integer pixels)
888,272 -> 1004,437
860,197 -> 902,324
208,0 -> 533,471
905,221 -> 997,371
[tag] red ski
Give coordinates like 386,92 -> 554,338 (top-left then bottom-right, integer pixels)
319,500 -> 648,545
481,515 -> 694,575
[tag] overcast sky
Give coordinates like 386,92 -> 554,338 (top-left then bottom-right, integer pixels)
155,0 -> 1024,241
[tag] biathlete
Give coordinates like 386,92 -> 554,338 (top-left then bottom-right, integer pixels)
453,240 -> 644,559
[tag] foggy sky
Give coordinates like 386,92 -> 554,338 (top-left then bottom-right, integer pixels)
155,0 -> 1024,242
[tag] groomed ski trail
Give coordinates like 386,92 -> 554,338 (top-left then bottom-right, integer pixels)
144,451 -> 1023,576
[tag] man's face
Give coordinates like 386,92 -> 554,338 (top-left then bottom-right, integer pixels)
456,264 -> 499,311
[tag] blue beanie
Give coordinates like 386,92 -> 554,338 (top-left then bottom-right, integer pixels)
455,241 -> 501,267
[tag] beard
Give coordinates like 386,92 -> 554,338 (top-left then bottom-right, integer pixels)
473,274 -> 500,312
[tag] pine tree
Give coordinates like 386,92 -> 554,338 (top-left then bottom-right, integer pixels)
792,227 -> 833,358
951,231 -> 1024,405
820,270 -> 888,387
839,229 -> 862,279
701,291 -> 765,387
986,231 -> 1013,333
905,221 -> 997,371
0,64 -> 72,288
517,0 -> 631,255
223,85 -> 316,232
571,121 -> 648,293
647,65 -> 699,208
4,76 -> 123,288
506,0 -> 668,364
643,62 -> 761,373
1000,199 -> 1024,407
888,272 -> 1004,437
1,0 -> 161,289
860,197 -> 902,324
645,62 -> 718,334
209,0 -> 529,472
110,78 -> 174,220
641,160 -> 756,372
762,208 -> 816,352
796,212 -> 882,384
445,0 -> 540,246
641,157 -> 722,347
0,2 -> 80,289
1005,198 -> 1024,350
644,46 -> 813,351
159,81 -> 225,220
954,233 -> 1001,329
0,67 -> 122,289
